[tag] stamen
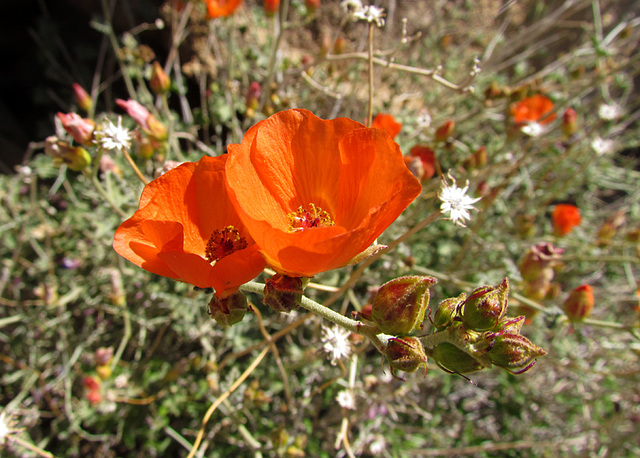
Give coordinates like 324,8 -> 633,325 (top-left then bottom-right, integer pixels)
288,203 -> 335,232
205,226 -> 248,264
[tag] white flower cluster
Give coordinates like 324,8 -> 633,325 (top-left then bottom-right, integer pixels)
321,325 -> 352,365
341,0 -> 386,27
438,173 -> 481,227
94,116 -> 132,151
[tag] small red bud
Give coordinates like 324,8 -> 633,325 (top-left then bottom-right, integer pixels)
371,276 -> 437,335
72,83 -> 93,113
434,119 -> 454,143
486,332 -> 546,374
562,107 -> 577,138
383,336 -> 428,379
460,278 -> 509,332
563,284 -> 594,321
150,61 -> 171,95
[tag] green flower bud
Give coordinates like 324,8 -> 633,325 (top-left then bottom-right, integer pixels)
433,293 -> 466,330
432,342 -> 484,374
383,336 -> 428,380
371,276 -> 437,335
486,332 -> 547,374
67,146 -> 92,171
263,274 -> 306,313
208,291 -> 248,327
496,315 -> 526,334
461,278 -> 509,332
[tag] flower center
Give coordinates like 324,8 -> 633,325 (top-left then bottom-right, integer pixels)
205,226 -> 247,264
287,203 -> 334,232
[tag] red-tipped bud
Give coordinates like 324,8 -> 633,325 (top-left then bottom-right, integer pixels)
145,114 -> 168,142
433,293 -> 466,331
246,81 -> 261,111
434,119 -> 454,143
408,145 -> 436,180
208,290 -> 248,327
72,83 -> 93,113
496,315 -> 526,334
473,146 -> 487,168
562,107 -> 577,138
371,276 -> 437,335
563,284 -> 594,321
263,274 -> 306,313
306,0 -> 320,12
150,61 -> 171,95
519,243 -> 564,281
432,342 -> 484,374
383,336 -> 428,379
56,112 -> 95,146
45,136 -> 92,171
263,0 -> 280,16
460,278 -> 509,332
333,36 -> 346,55
486,332 -> 546,374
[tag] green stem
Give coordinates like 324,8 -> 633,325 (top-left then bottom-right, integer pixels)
239,281 -> 391,351
101,0 -> 137,99
85,171 -> 128,218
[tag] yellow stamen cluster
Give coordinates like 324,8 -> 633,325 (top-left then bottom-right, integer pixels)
287,203 -> 335,232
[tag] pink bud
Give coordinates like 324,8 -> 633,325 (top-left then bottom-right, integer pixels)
56,112 -> 95,145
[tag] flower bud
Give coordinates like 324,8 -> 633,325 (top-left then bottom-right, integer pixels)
434,119 -> 454,143
333,36 -> 346,55
371,276 -> 437,335
72,83 -> 93,113
432,342 -> 484,374
473,146 -> 487,168
150,61 -> 171,95
562,284 -> 594,321
45,136 -> 92,171
145,114 -> 168,143
263,0 -> 280,16
56,112 -> 95,146
495,315 -> 525,334
460,278 -> 509,332
519,243 -> 564,281
562,107 -> 577,138
552,204 -> 581,236
263,274 -> 305,313
433,293 -> 465,331
383,336 -> 428,379
208,290 -> 248,327
306,0 -> 320,12
486,332 -> 546,374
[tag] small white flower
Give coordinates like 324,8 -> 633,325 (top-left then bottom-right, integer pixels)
438,173 -> 481,227
321,325 -> 352,365
416,110 -> 432,129
520,122 -> 546,137
353,5 -> 386,27
598,103 -> 623,121
0,411 -> 16,445
95,117 -> 132,151
591,137 -> 615,156
336,390 -> 356,410
369,435 -> 387,454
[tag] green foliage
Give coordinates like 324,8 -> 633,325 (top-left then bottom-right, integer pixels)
2,0 -> 640,457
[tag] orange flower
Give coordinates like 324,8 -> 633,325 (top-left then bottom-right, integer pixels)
113,155 -> 266,297
371,113 -> 402,139
205,0 -> 242,18
225,109 -> 421,277
552,204 -> 581,236
511,94 -> 556,125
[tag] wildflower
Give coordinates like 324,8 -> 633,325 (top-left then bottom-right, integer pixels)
416,110 -> 432,129
563,284 -> 594,321
305,0 -> 320,12
552,204 -> 581,236
511,94 -> 556,125
520,122 -> 546,137
113,155 -> 266,298
150,61 -> 171,95
56,112 -> 95,146
0,411 -> 17,445
225,109 -> 421,277
205,0 -> 242,18
598,103 -> 622,121
408,145 -> 435,180
321,325 -> 352,365
438,173 -> 481,227
116,99 -> 167,142
72,83 -> 93,113
591,137 -> 614,156
343,0 -> 385,27
263,0 -> 279,15
371,113 -> 401,139
94,117 -> 132,151
336,390 -> 356,410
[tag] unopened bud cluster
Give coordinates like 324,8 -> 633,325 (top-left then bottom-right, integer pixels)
426,278 -> 546,376
518,242 -> 564,319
